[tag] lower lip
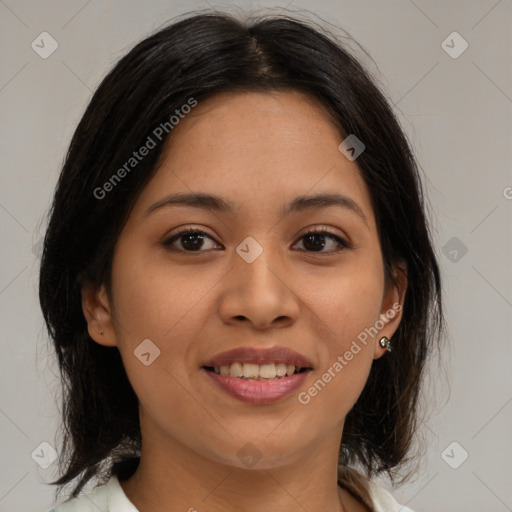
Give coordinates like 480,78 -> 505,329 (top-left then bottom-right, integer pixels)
202,368 -> 310,404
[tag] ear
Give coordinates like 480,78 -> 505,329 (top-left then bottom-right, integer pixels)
373,260 -> 407,359
81,282 -> 117,347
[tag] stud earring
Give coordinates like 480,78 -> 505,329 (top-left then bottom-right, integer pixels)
379,336 -> 392,352
98,330 -> 104,335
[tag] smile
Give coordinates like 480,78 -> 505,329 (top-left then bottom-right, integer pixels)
200,346 -> 314,404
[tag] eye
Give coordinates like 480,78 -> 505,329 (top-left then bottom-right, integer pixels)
293,228 -> 351,254
162,228 -> 220,252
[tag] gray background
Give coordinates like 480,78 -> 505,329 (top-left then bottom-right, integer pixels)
1,0 -> 511,511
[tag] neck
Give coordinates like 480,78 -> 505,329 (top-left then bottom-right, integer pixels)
119,417 -> 351,512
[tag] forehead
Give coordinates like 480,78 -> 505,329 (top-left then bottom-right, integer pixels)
164,90 -> 343,161
130,90 -> 374,226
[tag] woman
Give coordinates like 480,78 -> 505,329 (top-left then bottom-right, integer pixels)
40,10 -> 443,512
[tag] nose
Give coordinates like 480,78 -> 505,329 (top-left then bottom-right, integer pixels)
217,243 -> 300,330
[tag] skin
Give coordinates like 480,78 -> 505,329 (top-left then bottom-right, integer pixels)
82,90 -> 407,512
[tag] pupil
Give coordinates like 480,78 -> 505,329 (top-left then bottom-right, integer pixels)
182,233 -> 204,251
304,233 -> 325,251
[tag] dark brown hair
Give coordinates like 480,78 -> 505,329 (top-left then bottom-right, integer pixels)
39,9 -> 444,504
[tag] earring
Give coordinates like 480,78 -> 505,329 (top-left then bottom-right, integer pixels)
98,330 -> 104,335
379,336 -> 392,352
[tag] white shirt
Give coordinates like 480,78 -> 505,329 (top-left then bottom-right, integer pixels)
47,474 -> 414,512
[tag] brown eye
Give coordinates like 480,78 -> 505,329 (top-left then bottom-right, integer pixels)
162,229 -> 219,252
294,229 -> 350,253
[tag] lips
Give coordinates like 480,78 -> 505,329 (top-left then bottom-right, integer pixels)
200,346 -> 313,404
203,369 -> 310,404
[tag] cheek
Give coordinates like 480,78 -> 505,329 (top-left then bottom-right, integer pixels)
109,246 -> 224,401
110,242 -> 218,346
302,257 -> 384,410
308,252 -> 384,347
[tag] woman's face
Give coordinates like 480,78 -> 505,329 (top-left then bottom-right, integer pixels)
84,90 -> 405,470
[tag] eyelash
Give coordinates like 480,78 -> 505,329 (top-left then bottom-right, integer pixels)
161,226 -> 351,254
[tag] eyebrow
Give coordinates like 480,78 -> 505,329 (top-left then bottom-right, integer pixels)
144,191 -> 368,225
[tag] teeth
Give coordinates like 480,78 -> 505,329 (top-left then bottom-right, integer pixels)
259,363 -> 276,379
214,362 -> 303,379
276,363 -> 287,377
230,362 -> 243,378
243,363 -> 259,378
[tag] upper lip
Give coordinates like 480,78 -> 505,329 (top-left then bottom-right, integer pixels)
201,346 -> 314,369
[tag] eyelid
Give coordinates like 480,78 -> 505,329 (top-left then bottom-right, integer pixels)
164,224 -> 217,240
296,224 -> 349,241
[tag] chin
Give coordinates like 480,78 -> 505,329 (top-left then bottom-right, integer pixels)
206,432 -> 312,470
